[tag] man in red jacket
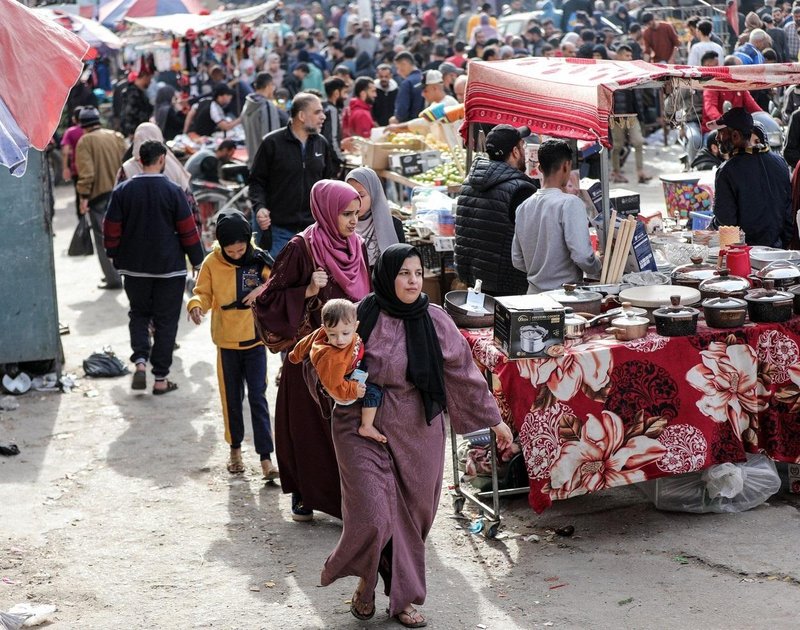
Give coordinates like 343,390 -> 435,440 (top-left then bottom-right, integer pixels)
342,77 -> 377,139
702,87 -> 762,133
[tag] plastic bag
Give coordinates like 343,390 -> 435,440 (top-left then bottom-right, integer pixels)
639,454 -> 781,513
67,215 -> 93,257
82,348 -> 128,378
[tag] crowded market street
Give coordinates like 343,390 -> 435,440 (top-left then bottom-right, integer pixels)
2,167 -> 799,629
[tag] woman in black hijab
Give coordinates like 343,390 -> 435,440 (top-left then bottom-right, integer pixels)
319,244 -> 513,628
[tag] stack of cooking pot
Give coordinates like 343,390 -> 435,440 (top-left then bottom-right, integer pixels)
672,257 -> 799,327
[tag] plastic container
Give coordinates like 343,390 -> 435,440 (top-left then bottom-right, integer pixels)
689,211 -> 713,231
438,209 -> 455,236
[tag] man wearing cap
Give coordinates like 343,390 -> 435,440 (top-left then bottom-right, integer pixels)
418,69 -> 459,108
712,107 -> 794,248
456,125 -> 539,297
391,51 -> 425,123
75,107 -> 127,290
186,84 -> 241,137
120,71 -> 153,138
439,62 -> 463,99
512,139 -> 602,293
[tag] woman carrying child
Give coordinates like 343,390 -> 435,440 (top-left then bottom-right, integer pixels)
255,180 -> 371,522
319,244 -> 513,628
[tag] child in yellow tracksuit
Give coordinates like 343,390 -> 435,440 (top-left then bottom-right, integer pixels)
187,209 -> 278,479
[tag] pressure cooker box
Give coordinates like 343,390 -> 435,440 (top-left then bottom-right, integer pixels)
493,295 -> 565,359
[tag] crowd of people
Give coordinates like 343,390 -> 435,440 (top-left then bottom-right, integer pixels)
57,0 -> 800,626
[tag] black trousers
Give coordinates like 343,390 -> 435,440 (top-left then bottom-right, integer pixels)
123,275 -> 185,378
88,193 -> 121,287
218,346 -> 274,459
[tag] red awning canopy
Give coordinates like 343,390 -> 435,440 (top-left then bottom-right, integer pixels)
464,58 -> 800,147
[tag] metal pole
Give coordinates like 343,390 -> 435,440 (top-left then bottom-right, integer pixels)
600,145 -> 611,245
466,123 -> 475,171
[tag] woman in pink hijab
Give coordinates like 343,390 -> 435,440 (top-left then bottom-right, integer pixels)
255,180 -> 370,522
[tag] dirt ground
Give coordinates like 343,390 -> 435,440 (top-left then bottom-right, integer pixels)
2,162 -> 800,629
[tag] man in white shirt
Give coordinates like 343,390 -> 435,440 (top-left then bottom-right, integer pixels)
512,139 -> 602,293
688,19 -> 725,66
416,70 -> 460,108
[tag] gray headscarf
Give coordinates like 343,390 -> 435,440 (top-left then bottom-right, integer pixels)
347,167 -> 398,266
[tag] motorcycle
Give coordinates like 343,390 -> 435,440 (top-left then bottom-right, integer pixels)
191,162 -> 251,251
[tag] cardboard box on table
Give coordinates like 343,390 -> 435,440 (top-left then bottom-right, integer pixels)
493,294 -> 565,359
352,137 -> 427,170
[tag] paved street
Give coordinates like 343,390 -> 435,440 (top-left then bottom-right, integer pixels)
2,173 -> 800,629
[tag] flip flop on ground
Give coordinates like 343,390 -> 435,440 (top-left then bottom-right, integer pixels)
390,606 -> 426,628
152,381 -> 178,395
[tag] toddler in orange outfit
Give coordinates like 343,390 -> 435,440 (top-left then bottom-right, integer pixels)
289,299 -> 386,443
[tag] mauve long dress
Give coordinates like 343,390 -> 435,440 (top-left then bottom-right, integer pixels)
320,304 -> 502,615
256,236 -> 355,519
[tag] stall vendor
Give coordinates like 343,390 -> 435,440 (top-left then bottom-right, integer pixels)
512,139 -> 602,293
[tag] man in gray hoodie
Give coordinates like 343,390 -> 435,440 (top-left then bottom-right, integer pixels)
512,140 -> 602,293
241,72 -> 287,167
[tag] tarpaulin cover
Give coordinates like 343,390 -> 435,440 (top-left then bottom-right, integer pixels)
0,0 -> 88,176
123,1 -> 280,37
464,57 -> 800,147
33,8 -> 123,51
99,0 -> 202,28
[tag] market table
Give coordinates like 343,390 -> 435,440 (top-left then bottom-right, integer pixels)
462,318 -> 800,513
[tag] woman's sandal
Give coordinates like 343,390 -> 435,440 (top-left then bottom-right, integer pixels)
152,381 -> 178,395
349,587 -> 375,620
389,607 -> 427,628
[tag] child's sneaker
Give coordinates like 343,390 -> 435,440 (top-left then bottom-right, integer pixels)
291,492 -> 313,522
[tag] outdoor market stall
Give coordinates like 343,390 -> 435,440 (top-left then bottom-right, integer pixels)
447,58 -> 800,523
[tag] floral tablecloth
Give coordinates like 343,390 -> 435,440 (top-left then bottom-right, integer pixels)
462,319 -> 800,513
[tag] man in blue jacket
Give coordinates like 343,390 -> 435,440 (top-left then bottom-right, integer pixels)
391,51 -> 424,123
104,140 -> 205,394
712,108 -> 794,248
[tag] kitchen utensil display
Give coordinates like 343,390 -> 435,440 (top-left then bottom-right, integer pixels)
749,260 -> 800,289
542,283 -> 603,315
653,295 -> 700,337
671,256 -> 718,288
744,280 -> 794,323
606,311 -> 650,341
697,269 -> 751,300
718,243 -> 752,279
750,248 -> 800,270
444,290 -> 496,328
702,296 -> 748,329
519,324 -> 549,352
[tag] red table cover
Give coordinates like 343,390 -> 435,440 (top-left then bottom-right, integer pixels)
463,319 -> 800,513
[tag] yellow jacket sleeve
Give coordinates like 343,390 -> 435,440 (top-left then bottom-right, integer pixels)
187,257 -> 213,314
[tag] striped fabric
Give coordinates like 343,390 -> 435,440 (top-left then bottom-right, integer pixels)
464,58 -> 800,147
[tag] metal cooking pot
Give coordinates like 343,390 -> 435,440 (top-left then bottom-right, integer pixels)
749,260 -> 800,289
671,256 -> 718,289
542,283 -> 603,315
606,311 -> 650,341
653,295 -> 700,337
520,324 -> 548,353
744,279 -> 794,323
702,296 -> 748,329
564,309 -> 589,340
698,268 -> 751,300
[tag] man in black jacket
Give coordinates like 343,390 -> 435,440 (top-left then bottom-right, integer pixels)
455,125 -> 538,297
713,108 -> 794,248
249,92 -> 335,257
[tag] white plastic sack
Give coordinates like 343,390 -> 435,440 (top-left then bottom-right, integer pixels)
640,454 -> 781,514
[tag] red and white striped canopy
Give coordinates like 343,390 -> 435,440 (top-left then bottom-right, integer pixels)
464,58 -> 800,147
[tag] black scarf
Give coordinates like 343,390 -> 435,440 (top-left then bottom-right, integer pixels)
216,209 -> 274,268
357,244 -> 446,424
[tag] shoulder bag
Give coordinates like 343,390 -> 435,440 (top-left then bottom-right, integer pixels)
254,236 -> 322,354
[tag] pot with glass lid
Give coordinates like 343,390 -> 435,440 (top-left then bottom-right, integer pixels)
698,268 -> 751,300
671,256 -> 718,289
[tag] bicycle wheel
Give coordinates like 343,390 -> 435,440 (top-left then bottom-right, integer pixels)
193,189 -> 231,251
